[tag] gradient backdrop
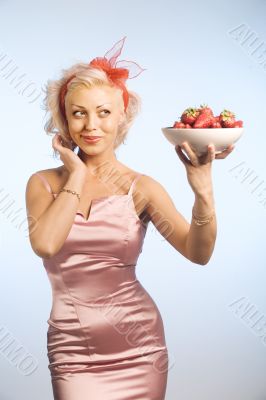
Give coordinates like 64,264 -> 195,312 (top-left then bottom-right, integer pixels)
0,0 -> 266,399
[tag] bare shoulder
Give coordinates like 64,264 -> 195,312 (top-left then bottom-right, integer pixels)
135,173 -> 191,259
132,173 -> 166,218
135,172 -> 187,221
135,173 -> 166,203
35,166 -> 65,180
126,172 -> 165,203
25,166 -> 66,219
26,166 -> 65,190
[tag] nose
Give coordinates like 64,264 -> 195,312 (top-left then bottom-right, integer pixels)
84,114 -> 99,131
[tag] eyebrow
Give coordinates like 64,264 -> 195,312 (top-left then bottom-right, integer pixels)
71,103 -> 111,109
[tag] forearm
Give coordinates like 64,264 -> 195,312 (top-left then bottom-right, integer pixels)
186,191 -> 217,265
31,170 -> 86,258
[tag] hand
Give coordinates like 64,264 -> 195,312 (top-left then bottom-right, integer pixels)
175,142 -> 235,195
52,133 -> 87,175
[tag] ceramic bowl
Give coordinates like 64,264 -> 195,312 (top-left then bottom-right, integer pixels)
161,127 -> 244,156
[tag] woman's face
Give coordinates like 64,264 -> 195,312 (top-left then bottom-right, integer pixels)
65,84 -> 125,154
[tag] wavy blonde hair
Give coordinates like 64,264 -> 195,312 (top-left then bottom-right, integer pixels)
42,62 -> 142,159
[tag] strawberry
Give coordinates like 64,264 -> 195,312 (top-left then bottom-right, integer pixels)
199,103 -> 214,117
194,112 -> 215,128
211,121 -> 222,128
173,121 -> 186,128
184,123 -> 192,128
181,107 -> 200,125
233,120 -> 243,128
219,109 -> 235,128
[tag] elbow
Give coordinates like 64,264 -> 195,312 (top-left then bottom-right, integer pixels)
31,240 -> 56,259
34,247 -> 55,259
186,253 -> 212,266
39,250 -> 55,259
196,254 -> 213,266
185,244 -> 214,266
198,258 -> 210,266
188,257 -> 209,266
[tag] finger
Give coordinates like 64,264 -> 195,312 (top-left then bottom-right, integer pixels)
52,135 -> 58,149
207,145 -> 216,162
198,145 -> 212,164
52,134 -> 63,150
175,145 -> 193,166
215,144 -> 235,159
52,133 -> 60,144
181,142 -> 199,166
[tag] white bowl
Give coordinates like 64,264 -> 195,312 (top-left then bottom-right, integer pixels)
161,127 -> 244,156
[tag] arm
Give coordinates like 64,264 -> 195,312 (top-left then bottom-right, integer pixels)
25,170 -> 87,259
141,141 -> 233,266
186,191 -> 216,265
140,176 -> 216,266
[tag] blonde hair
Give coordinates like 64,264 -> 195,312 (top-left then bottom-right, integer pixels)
42,62 -> 142,159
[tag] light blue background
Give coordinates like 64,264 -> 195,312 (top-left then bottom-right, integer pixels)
0,0 -> 266,399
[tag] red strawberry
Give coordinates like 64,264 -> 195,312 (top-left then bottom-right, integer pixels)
173,121 -> 186,128
211,121 -> 222,128
233,120 -> 243,128
194,112 -> 215,128
199,103 -> 214,117
181,107 -> 200,125
185,123 -> 192,128
219,109 -> 236,128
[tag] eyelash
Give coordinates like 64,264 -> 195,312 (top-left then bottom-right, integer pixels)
73,110 -> 110,116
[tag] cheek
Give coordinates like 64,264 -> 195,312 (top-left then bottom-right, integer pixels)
104,115 -> 120,130
68,119 -> 83,131
103,119 -> 116,130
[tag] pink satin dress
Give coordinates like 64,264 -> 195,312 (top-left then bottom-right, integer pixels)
34,172 -> 169,400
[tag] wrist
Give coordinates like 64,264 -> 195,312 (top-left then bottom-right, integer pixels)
194,189 -> 214,202
70,168 -> 87,179
193,191 -> 215,217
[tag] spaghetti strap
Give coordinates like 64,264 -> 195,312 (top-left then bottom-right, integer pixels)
128,173 -> 144,196
34,172 -> 52,194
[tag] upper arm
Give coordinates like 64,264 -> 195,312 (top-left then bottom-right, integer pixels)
25,171 -> 55,253
139,175 -> 191,260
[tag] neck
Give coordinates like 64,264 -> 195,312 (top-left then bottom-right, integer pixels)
76,148 -> 122,179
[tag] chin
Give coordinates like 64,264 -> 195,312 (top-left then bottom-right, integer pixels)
79,145 -> 103,154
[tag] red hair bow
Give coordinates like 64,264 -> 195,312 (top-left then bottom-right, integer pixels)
59,36 -> 146,118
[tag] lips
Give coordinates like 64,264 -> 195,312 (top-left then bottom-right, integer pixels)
82,136 -> 102,139
82,135 -> 103,144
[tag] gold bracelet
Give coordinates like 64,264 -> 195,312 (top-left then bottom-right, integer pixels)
192,207 -> 215,226
59,188 -> 81,201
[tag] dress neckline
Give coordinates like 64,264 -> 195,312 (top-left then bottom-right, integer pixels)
52,192 -> 147,227
34,171 -> 147,226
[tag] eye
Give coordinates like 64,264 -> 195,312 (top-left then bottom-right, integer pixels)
72,110 -> 110,117
100,109 -> 111,116
73,111 -> 85,116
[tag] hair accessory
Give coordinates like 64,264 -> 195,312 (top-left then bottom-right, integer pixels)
59,36 -> 146,118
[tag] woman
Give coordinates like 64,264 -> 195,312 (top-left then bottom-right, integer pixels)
25,37 -> 234,400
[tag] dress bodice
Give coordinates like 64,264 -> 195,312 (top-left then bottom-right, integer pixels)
34,172 -> 150,306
